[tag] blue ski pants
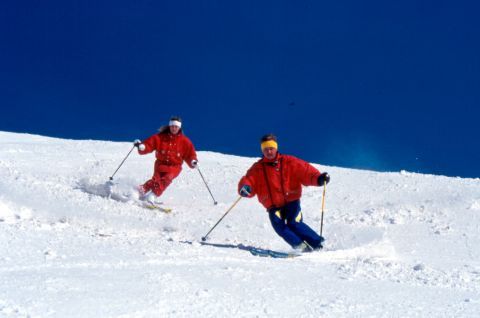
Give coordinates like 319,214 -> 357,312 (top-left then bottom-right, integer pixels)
268,200 -> 324,249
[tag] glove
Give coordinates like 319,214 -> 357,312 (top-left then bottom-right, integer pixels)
317,172 -> 330,186
191,160 -> 198,168
239,185 -> 252,197
134,139 -> 146,151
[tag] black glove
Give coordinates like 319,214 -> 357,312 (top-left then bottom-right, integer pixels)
317,172 -> 330,186
239,185 -> 252,197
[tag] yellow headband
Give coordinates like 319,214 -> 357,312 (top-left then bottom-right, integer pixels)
261,140 -> 278,151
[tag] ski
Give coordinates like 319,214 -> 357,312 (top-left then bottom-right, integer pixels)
141,202 -> 172,213
196,241 -> 300,259
249,247 -> 299,259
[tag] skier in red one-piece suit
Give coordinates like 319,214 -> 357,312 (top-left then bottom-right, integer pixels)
134,116 -> 197,202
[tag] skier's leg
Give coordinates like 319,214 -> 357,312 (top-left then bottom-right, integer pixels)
140,179 -> 154,195
285,200 -> 324,249
151,173 -> 170,196
139,160 -> 162,196
268,210 -> 303,247
152,166 -> 182,196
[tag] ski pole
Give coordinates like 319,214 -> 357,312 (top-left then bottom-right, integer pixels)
201,196 -> 242,241
320,180 -> 327,236
109,145 -> 136,181
197,166 -> 218,205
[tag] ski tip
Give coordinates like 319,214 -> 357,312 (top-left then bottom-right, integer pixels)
142,203 -> 172,213
249,248 -> 299,259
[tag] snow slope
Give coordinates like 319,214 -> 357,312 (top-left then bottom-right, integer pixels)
1,131 -> 479,317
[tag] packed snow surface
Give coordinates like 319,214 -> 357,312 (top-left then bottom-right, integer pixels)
1,131 -> 480,317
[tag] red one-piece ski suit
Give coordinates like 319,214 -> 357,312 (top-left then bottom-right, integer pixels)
138,130 -> 197,196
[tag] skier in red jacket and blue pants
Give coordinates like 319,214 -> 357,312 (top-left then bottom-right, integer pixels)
238,134 -> 330,252
134,116 -> 198,202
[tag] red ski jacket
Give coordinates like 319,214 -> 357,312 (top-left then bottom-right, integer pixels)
238,153 -> 321,210
138,131 -> 197,168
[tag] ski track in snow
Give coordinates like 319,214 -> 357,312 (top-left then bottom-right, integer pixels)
1,131 -> 480,317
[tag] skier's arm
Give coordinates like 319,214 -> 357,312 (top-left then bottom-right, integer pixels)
294,157 -> 330,186
137,134 -> 158,155
238,172 -> 256,198
183,138 -> 198,168
292,156 -> 321,187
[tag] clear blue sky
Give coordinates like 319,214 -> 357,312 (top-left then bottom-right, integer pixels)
1,1 -> 479,178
